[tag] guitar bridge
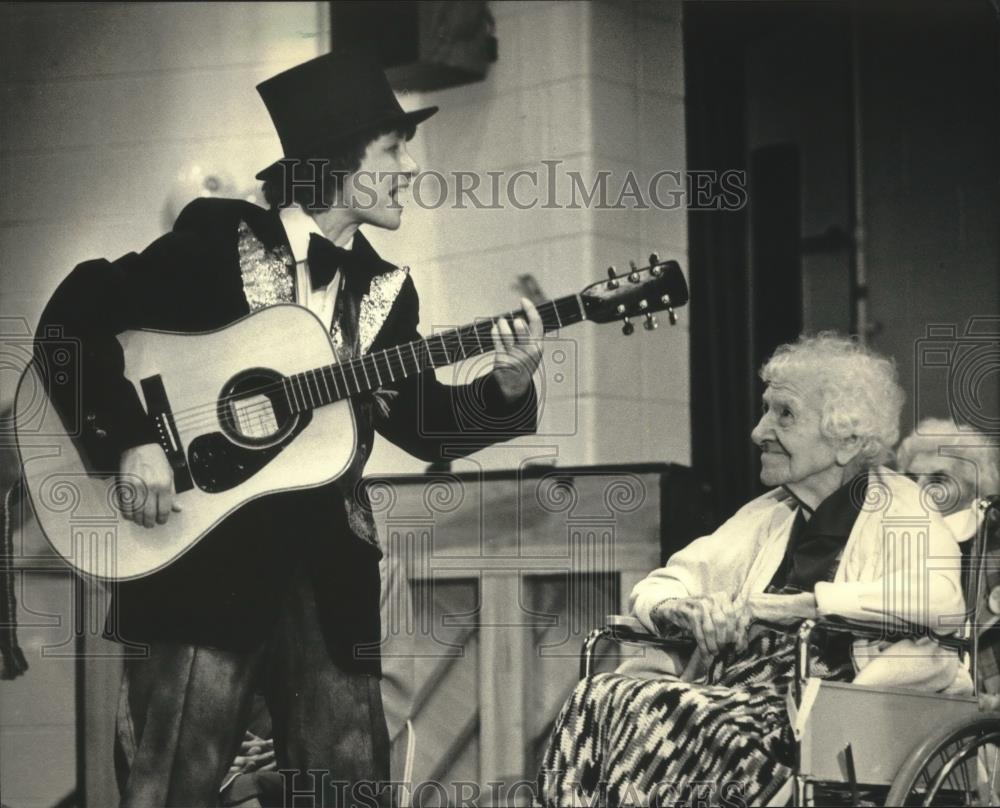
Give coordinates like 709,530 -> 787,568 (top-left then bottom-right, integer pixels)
141,374 -> 194,493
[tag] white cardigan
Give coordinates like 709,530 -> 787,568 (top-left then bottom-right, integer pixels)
630,467 -> 973,693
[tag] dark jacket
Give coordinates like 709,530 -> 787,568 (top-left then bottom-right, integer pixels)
35,197 -> 537,674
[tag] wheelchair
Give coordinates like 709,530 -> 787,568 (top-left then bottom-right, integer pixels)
579,496 -> 1000,806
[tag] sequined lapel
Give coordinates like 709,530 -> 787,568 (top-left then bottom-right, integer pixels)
329,266 -> 409,357
236,218 -> 407,353
330,231 -> 408,355
358,266 -> 409,354
236,220 -> 295,311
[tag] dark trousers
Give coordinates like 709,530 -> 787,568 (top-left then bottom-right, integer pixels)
114,565 -> 390,807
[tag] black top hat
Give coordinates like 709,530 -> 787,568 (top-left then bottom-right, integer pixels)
254,51 -> 438,181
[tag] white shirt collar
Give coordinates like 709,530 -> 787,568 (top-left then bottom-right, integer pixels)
278,204 -> 354,263
945,506 -> 982,543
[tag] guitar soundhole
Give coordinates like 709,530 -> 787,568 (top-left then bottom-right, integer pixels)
218,368 -> 294,447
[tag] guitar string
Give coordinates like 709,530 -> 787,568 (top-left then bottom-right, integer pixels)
169,334 -> 499,433
165,313 -> 518,422
167,319 -> 505,428
166,298 -> 581,435
167,308 -> 565,431
166,300 -> 578,433
133,269 -> 672,434
167,295 -> 587,435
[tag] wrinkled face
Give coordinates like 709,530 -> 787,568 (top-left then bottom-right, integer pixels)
341,131 -> 418,230
903,451 -> 969,515
750,378 -> 840,493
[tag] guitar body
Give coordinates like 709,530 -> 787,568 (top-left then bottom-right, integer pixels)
15,255 -> 689,582
15,305 -> 356,581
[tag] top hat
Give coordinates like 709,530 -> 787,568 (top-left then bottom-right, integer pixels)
254,51 -> 438,181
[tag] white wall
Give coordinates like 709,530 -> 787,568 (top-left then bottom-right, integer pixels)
364,0 -> 690,475
0,4 -> 326,804
0,1 -> 325,400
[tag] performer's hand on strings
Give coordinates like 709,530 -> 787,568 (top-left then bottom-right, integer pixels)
118,443 -> 182,528
491,297 -> 544,402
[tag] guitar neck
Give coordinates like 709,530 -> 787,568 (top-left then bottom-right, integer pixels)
282,294 -> 585,412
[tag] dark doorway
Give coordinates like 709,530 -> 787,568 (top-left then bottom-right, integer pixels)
685,1 -> 853,520
685,0 -> 1000,521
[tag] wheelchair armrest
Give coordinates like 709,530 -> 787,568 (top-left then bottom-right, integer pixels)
811,614 -> 969,654
606,614 -> 695,646
781,615 -> 973,700
606,614 -> 646,632
603,613 -> 967,653
580,615 -> 695,678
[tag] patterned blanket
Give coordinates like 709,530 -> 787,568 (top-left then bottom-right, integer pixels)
538,629 -> 852,807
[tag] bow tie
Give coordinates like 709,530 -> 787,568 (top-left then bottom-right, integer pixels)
306,232 -> 354,288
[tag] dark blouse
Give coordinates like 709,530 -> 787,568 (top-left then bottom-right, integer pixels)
768,473 -> 868,594
766,473 -> 869,680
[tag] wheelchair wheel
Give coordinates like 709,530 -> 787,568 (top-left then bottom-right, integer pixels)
887,714 -> 1000,806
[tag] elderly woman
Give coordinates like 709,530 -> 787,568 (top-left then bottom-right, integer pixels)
897,418 -> 1000,695
539,334 -> 969,807
897,417 -> 999,540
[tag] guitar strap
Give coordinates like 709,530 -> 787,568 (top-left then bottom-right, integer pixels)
0,482 -> 28,679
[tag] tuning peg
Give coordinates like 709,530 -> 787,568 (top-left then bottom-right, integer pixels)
649,252 -> 660,267
606,266 -> 619,290
622,317 -> 635,336
638,299 -> 649,311
628,260 -> 641,284
660,294 -> 677,325
644,313 -> 658,330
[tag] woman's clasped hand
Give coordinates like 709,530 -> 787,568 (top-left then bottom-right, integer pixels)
651,592 -> 820,656
651,593 -> 753,656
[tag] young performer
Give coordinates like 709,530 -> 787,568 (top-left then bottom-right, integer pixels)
36,51 -> 542,806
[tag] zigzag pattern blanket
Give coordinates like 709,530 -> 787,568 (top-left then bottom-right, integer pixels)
538,630 -> 852,807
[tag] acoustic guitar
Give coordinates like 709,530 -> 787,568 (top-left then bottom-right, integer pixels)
14,256 -> 687,580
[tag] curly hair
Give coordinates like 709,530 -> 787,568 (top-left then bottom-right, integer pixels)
760,332 -> 905,467
897,417 -> 1000,502
261,121 -> 416,211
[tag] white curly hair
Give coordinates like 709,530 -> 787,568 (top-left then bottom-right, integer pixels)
897,417 -> 1000,503
760,332 -> 905,467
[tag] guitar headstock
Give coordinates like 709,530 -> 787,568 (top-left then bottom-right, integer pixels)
580,254 -> 688,334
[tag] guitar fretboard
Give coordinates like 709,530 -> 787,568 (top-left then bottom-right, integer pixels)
281,294 -> 584,413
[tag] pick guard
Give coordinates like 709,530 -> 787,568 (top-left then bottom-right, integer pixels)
189,411 -> 312,493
